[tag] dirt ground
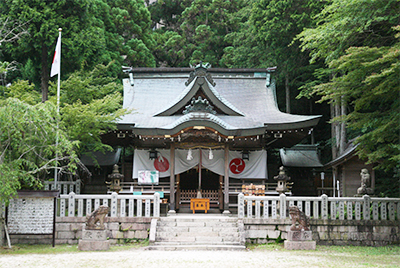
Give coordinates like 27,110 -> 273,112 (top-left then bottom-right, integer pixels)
1,246 -> 399,268
0,248 -> 323,268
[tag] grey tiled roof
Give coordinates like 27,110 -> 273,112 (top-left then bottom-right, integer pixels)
280,145 -> 323,167
118,69 -> 321,136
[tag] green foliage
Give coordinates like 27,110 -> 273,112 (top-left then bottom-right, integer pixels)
297,0 -> 400,63
48,64 -> 126,155
2,80 -> 40,104
152,30 -> 187,66
221,1 -> 266,68
151,0 -> 245,67
0,98 -> 77,204
61,94 -> 125,154
249,0 -> 325,89
0,63 -> 125,202
312,27 -> 400,171
296,0 -> 400,173
103,0 -> 156,68
0,0 -> 155,96
148,0 -> 187,31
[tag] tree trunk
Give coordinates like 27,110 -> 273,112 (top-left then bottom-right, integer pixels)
0,205 -> 4,247
285,72 -> 290,113
330,102 -> 336,159
339,96 -> 347,155
41,44 -> 49,103
310,99 -> 315,144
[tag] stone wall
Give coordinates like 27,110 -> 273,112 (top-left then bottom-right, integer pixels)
9,217 -> 152,245
310,219 -> 400,246
7,217 -> 400,246
244,218 -> 400,246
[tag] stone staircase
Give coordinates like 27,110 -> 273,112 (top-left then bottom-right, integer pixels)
146,215 -> 246,250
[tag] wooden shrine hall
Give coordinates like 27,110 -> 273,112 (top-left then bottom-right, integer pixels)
101,64 -> 321,213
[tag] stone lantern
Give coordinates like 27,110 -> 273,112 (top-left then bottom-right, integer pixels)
106,164 -> 123,193
273,166 -> 293,195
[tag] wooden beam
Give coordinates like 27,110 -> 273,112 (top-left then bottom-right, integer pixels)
169,143 -> 176,212
223,143 -> 230,212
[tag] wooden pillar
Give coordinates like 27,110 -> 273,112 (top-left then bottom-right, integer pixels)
198,148 -> 202,190
223,143 -> 230,213
169,143 -> 176,213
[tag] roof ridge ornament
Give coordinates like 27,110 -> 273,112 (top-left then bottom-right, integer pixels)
185,61 -> 216,87
183,96 -> 217,115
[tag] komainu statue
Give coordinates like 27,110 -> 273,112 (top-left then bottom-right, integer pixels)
86,205 -> 109,230
289,206 -> 310,231
357,168 -> 374,195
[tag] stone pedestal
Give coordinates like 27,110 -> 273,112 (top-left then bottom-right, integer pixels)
78,228 -> 110,251
284,230 -> 316,250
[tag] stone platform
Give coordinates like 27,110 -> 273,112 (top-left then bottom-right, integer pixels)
78,228 -> 110,251
284,230 -> 316,250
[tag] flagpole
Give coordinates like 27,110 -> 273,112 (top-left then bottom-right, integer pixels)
54,28 -> 62,189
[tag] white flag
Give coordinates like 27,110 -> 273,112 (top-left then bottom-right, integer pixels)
50,36 -> 61,77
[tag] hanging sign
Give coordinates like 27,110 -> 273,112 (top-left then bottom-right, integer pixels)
138,170 -> 159,185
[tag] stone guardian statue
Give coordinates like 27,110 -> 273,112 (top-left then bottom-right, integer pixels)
357,168 -> 373,195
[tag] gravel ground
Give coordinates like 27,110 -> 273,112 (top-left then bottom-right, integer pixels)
0,248 -> 335,268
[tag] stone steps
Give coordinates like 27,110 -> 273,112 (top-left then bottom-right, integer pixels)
146,244 -> 246,251
146,215 -> 245,251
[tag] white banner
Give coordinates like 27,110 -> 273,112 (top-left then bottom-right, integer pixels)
132,149 -> 267,179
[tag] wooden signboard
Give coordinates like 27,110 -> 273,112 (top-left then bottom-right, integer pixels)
7,191 -> 59,246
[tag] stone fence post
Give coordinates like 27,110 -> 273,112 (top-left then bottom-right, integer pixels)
238,193 -> 244,219
68,192 -> 75,217
111,192 -> 118,217
321,194 -> 328,219
279,193 -> 286,219
363,195 -> 371,220
154,192 -> 160,218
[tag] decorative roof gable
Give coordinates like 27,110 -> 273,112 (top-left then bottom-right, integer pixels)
154,63 -> 244,117
183,96 -> 217,115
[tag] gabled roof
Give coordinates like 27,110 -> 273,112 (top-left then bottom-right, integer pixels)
155,67 -> 244,116
80,148 -> 121,166
324,141 -> 358,168
118,66 -> 321,141
280,144 -> 323,167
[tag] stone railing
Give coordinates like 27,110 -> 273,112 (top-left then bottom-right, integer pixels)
44,180 -> 81,194
58,192 -> 160,218
238,193 -> 400,221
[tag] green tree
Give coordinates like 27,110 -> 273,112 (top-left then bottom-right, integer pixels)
148,0 -> 187,31
48,63 -> 126,156
0,63 -> 126,195
297,0 -> 400,174
0,1 -> 103,101
221,1 -> 265,69
313,32 -> 400,171
0,98 -> 77,203
102,0 -> 156,68
151,0 -> 244,67
1,0 -> 155,101
297,0 -> 399,64
0,17 -> 29,88
249,0 -> 325,113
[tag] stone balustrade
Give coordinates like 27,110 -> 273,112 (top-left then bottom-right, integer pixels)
59,192 -> 160,218
44,180 -> 82,194
238,193 -> 400,221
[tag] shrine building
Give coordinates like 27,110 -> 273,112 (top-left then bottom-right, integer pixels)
100,64 -> 321,213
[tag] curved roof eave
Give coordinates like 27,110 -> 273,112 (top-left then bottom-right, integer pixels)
118,114 -> 321,137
